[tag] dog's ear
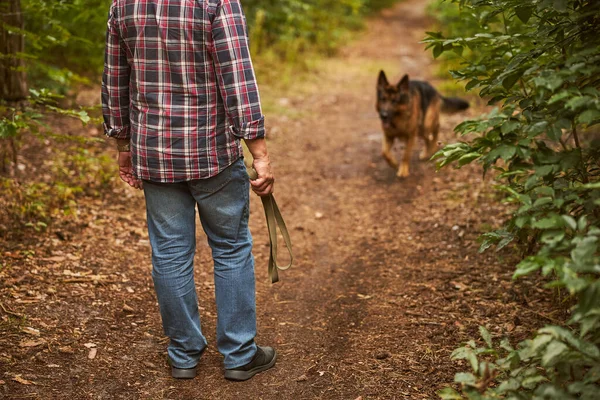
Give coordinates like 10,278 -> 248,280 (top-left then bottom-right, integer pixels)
397,74 -> 410,91
378,70 -> 389,88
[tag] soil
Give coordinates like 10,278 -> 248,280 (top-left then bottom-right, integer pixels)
0,1 -> 563,399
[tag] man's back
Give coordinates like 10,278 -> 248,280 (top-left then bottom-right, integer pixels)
102,0 -> 265,183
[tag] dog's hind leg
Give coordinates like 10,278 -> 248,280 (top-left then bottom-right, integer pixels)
398,135 -> 415,178
420,100 -> 441,160
382,135 -> 399,169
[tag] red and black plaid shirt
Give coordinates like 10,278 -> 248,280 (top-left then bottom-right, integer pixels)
101,0 -> 265,182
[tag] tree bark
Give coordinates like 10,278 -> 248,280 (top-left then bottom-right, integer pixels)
0,0 -> 28,101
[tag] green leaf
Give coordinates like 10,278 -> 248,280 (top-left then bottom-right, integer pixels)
451,347 -> 479,372
535,165 -> 555,177
562,216 -> 577,230
455,372 -> 478,386
497,377 -> 520,392
533,197 -> 553,208
542,340 -> 568,366
78,110 -> 91,125
514,258 -> 542,278
580,182 -> 600,190
438,387 -> 463,400
571,236 -> 598,265
547,125 -> 562,141
566,96 -> 592,111
457,152 -> 481,166
453,46 -> 464,56
433,44 -> 444,59
578,216 -> 588,232
553,0 -> 568,12
488,144 -> 517,161
533,216 -> 563,230
479,326 -> 493,348
502,69 -> 525,90
578,110 -> 600,125
548,91 -> 571,104
501,120 -> 520,134
515,6 -> 533,23
465,79 -> 480,91
522,375 -> 547,388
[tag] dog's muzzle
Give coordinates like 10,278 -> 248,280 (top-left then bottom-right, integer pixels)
379,111 -> 394,127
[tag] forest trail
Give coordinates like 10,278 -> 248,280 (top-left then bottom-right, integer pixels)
1,1 -> 552,399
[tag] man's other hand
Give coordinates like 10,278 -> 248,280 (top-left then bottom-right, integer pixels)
250,155 -> 274,197
118,152 -> 143,190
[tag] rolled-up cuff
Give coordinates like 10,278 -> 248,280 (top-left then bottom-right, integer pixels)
232,117 -> 265,140
103,122 -> 131,140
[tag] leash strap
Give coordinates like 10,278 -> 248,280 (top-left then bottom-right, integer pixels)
247,168 -> 293,283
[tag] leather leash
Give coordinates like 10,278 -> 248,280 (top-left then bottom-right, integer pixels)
247,168 -> 293,283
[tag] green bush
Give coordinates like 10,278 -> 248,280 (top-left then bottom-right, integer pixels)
425,0 -> 600,398
13,0 -> 401,89
244,0 -> 398,60
20,0 -> 111,89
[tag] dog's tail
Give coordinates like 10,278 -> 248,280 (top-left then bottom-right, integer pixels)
441,96 -> 470,113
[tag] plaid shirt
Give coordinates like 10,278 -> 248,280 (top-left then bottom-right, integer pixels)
101,0 -> 265,182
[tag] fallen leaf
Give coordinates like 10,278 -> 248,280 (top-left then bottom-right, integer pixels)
21,327 -> 40,336
58,346 -> 74,354
375,351 -> 391,360
19,339 -> 45,348
12,375 -> 36,385
450,281 -> 467,291
88,348 -> 97,360
46,256 -> 66,262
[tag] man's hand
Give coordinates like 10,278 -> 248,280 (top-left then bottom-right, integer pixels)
244,138 -> 274,197
118,152 -> 143,190
250,155 -> 274,197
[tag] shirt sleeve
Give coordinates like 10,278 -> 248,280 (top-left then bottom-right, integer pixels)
101,5 -> 131,140
209,0 -> 265,140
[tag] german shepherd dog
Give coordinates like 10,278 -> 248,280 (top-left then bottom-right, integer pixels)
376,71 -> 469,178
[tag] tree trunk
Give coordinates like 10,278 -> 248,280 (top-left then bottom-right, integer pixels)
0,0 -> 28,101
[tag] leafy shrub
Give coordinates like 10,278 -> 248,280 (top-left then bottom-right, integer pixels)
0,147 -> 116,231
424,0 -> 600,398
244,0 -> 399,60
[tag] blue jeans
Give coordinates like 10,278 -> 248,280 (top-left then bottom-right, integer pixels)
143,158 -> 257,369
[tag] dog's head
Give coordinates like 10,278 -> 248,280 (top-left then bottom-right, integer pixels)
376,71 -> 411,129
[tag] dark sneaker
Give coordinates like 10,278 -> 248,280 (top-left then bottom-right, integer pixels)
171,365 -> 197,379
166,346 -> 206,379
167,357 -> 198,380
224,346 -> 277,381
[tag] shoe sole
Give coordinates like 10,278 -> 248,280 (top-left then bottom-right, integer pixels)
224,350 -> 277,381
168,347 -> 205,379
171,366 -> 197,379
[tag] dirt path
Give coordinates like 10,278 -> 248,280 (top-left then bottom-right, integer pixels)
1,1 -> 555,399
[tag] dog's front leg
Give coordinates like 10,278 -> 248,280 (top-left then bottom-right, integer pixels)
382,135 -> 399,169
397,135 -> 415,178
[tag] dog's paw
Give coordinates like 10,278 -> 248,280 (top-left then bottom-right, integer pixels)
396,165 -> 410,179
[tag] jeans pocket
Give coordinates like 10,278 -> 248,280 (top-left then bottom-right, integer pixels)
192,162 -> 235,193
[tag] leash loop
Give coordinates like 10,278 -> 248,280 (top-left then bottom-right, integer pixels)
247,168 -> 293,283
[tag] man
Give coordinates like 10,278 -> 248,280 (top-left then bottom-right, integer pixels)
101,0 -> 276,381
